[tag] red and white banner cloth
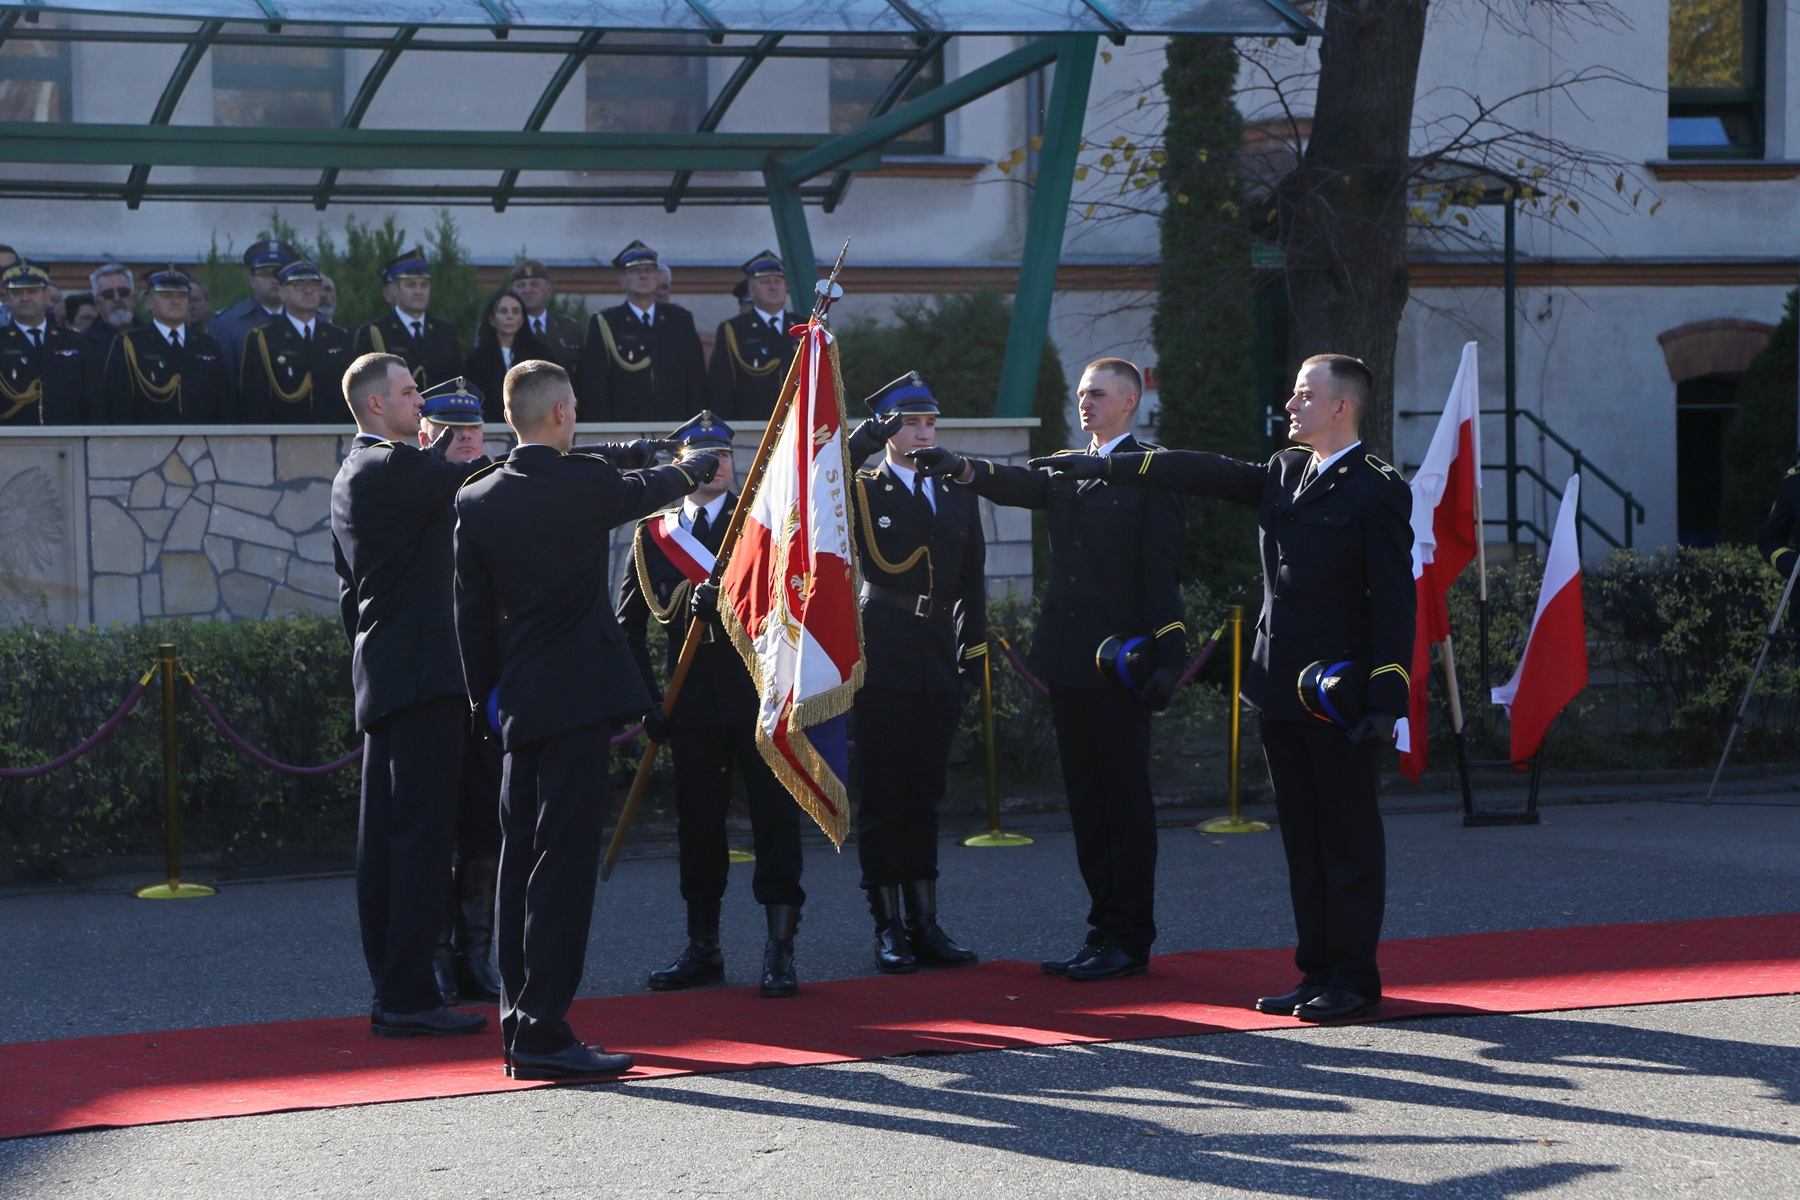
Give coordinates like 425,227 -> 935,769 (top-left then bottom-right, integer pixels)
1397,341 -> 1482,778
1491,474 -> 1588,763
645,510 -> 716,584
717,320 -> 864,845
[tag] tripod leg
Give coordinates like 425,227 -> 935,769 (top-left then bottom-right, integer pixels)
1705,563 -> 1800,804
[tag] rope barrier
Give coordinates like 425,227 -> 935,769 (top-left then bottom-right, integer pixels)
612,723 -> 645,746
0,669 -> 155,779
185,679 -> 362,776
994,631 -> 1221,700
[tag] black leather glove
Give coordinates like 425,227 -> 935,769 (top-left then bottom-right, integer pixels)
1140,666 -> 1179,712
689,580 -> 720,626
1027,453 -> 1110,480
642,705 -> 674,744
1348,711 -> 1397,746
676,451 -> 720,487
426,422 -> 457,461
906,447 -> 969,480
847,413 -> 903,466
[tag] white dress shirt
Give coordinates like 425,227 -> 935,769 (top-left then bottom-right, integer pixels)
885,458 -> 935,513
682,492 -> 728,531
285,313 -> 315,340
629,302 -> 656,326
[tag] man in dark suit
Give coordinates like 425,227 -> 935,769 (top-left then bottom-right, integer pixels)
912,358 -> 1186,982
577,241 -> 707,424
210,239 -> 297,393
842,374 -> 987,975
354,248 -> 461,390
0,263 -> 95,425
240,261 -> 355,423
101,266 -> 228,424
331,352 -> 493,1040
506,258 -> 584,384
1033,354 -> 1416,1022
705,250 -> 801,424
454,359 -> 717,1081
618,412 -> 808,999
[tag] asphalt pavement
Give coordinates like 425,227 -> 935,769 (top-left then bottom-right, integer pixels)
0,793 -> 1797,1197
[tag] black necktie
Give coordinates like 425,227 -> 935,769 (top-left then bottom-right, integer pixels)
1298,459 -> 1319,495
410,320 -> 423,340
691,507 -> 711,542
302,324 -> 312,344
28,328 -> 42,350
912,475 -> 933,519
533,318 -> 545,335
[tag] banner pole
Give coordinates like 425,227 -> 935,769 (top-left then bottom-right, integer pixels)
1442,635 -> 1476,820
962,648 -> 1031,847
1201,605 -> 1268,835
135,643 -> 214,899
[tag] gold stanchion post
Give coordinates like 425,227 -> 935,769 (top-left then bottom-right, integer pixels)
136,643 -> 215,899
962,649 -> 1031,847
1200,606 -> 1269,835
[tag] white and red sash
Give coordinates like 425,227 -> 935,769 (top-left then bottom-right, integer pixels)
645,510 -> 717,585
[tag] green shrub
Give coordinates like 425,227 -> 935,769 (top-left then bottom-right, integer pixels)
1721,289 -> 1799,544
0,616 -> 357,874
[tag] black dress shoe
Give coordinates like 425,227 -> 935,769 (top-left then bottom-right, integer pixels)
1042,934 -> 1104,976
647,940 -> 725,991
900,881 -> 978,968
1255,983 -> 1328,1015
509,1043 -> 634,1082
867,885 -> 917,975
370,1004 -> 487,1039
1295,987 -> 1380,1023
1065,945 -> 1148,982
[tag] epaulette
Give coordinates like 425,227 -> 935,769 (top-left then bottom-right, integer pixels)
457,459 -> 501,491
855,467 -> 880,480
1048,448 -> 1082,456
1136,440 -> 1166,451
366,439 -> 398,450
1363,453 -> 1402,481
570,451 -> 610,463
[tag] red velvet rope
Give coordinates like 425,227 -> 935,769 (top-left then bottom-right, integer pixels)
186,681 -> 363,776
0,680 -> 151,779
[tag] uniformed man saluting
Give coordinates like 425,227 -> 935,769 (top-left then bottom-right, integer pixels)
706,250 -> 801,424
354,248 -> 461,390
102,266 -> 228,424
911,358 -> 1186,983
844,374 -> 987,974
1033,353 -> 1415,1023
0,262 -> 95,425
578,241 -> 707,424
618,412 -> 808,999
240,261 -> 355,423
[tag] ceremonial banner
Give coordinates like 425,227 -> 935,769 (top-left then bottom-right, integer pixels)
1398,341 -> 1482,778
1492,474 -> 1587,762
717,321 -> 864,845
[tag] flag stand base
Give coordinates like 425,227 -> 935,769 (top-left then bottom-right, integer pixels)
727,848 -> 755,863
1461,739 -> 1546,827
1198,816 -> 1271,834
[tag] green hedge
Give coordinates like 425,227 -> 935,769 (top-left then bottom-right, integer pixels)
0,616 -> 357,875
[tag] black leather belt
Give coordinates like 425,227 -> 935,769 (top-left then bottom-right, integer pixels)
860,582 -> 953,620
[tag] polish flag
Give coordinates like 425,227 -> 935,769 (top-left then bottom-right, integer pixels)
1492,475 -> 1588,763
1397,342 -> 1482,780
716,319 -> 864,846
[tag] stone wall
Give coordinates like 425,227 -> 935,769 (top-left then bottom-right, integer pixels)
0,419 -> 1038,627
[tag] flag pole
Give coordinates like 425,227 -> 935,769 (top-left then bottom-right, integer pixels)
602,240 -> 852,882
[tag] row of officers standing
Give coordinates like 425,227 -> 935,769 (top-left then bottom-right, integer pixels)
0,238 -> 801,429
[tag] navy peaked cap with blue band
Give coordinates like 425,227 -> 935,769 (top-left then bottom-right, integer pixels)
243,240 -> 299,270
613,240 -> 659,271
667,409 -> 734,449
379,247 -> 430,282
418,377 -> 486,426
864,371 -> 938,418
277,260 -> 323,284
741,249 -> 784,278
147,265 -> 192,293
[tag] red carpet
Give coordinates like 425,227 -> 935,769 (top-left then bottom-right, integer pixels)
4,914 -> 1798,1140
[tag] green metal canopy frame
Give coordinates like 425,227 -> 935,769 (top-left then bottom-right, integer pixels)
0,1 -> 1317,416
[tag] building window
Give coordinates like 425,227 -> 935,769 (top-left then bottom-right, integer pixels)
1668,0 -> 1766,158
1676,375 -> 1739,546
213,31 -> 344,127
830,37 -> 944,155
586,34 -> 708,134
0,35 -> 72,122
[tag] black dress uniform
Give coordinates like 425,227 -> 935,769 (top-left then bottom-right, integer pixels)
617,414 -> 807,997
1096,442 -> 1415,1012
332,427 -> 492,1036
846,375 -> 986,974
240,313 -> 354,423
961,434 -> 1188,978
1758,461 -> 1800,631
209,238 -> 298,395
101,268 -> 228,424
0,264 -> 95,425
506,258 -> 586,385
454,442 -> 709,1075
578,242 -> 707,423
353,248 -> 462,389
706,251 -> 801,423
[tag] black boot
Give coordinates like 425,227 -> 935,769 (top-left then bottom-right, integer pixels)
432,913 -> 459,1006
868,885 -> 917,974
901,880 -> 979,968
452,856 -> 503,1004
647,900 -> 725,991
760,904 -> 800,998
